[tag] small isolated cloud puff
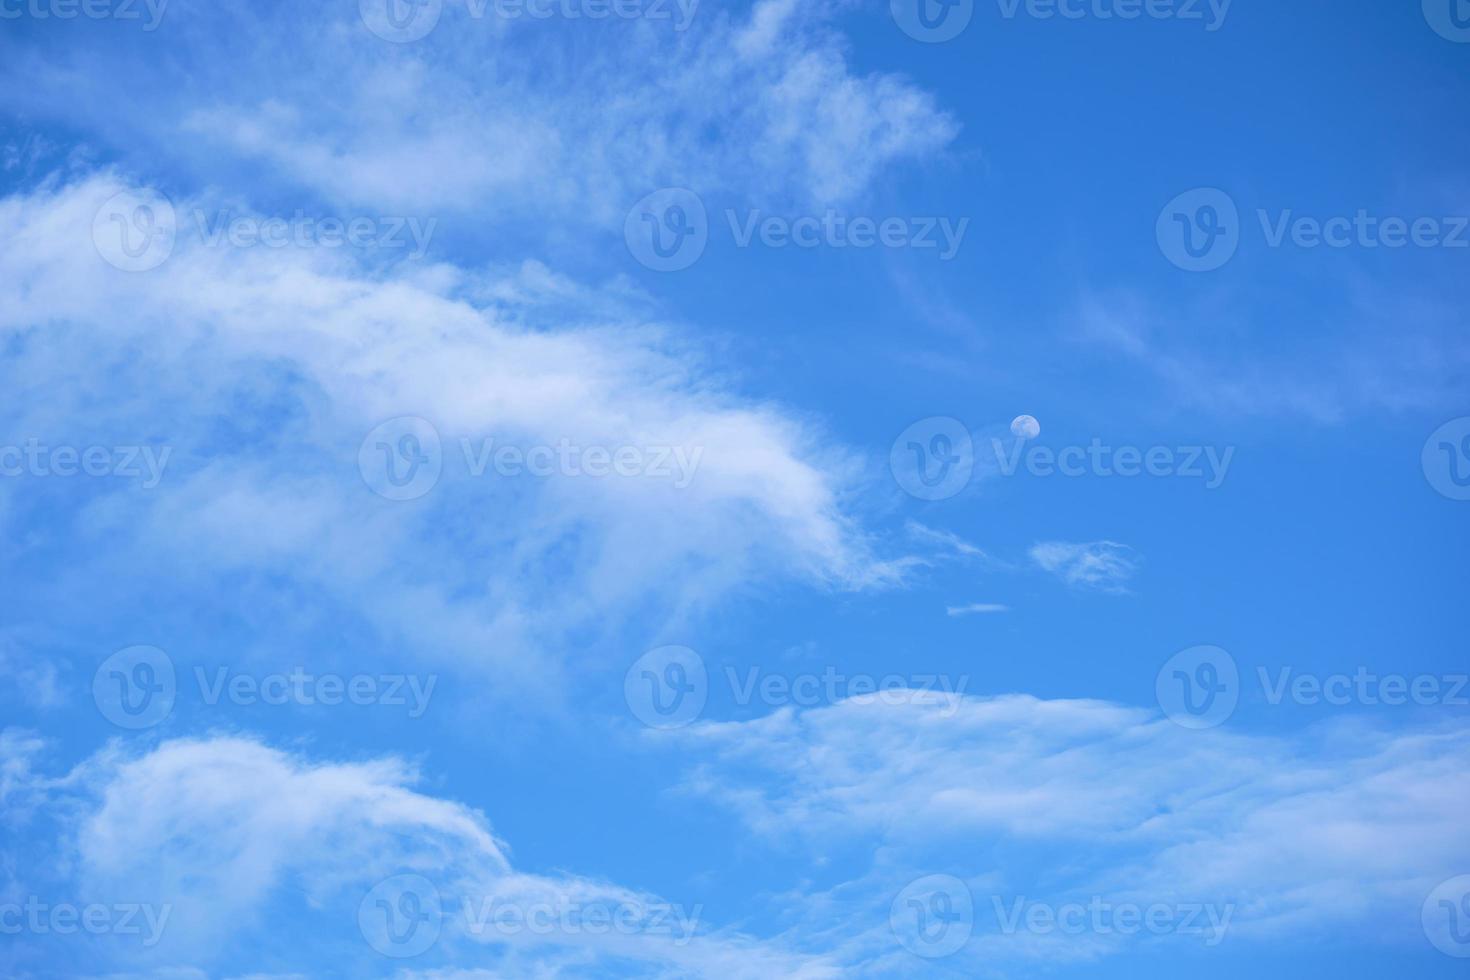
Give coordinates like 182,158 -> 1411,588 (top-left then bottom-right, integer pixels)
945,602 -> 1009,616
1029,540 -> 1139,593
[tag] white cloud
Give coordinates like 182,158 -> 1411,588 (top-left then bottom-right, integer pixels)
944,602 -> 1008,616
1029,540 -> 1138,593
2,0 -> 957,220
10,735 -> 839,978
0,174 -> 899,686
674,693 -> 1470,960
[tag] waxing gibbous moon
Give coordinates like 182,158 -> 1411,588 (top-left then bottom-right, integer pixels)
1011,415 -> 1041,439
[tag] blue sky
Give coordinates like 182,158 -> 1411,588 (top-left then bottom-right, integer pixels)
1,0 -> 1468,977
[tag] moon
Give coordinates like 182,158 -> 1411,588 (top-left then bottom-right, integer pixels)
1010,415 -> 1041,439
